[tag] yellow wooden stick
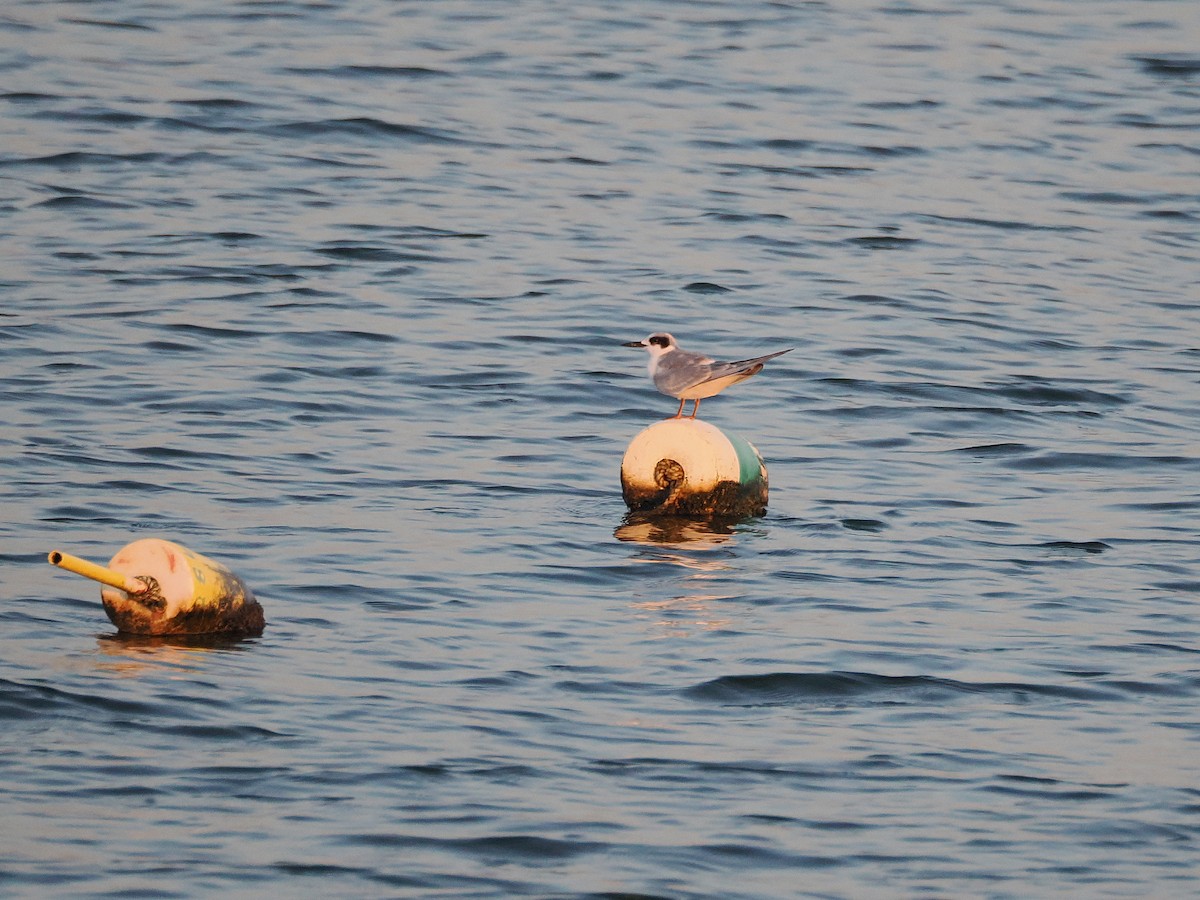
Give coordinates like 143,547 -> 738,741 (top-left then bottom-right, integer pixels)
48,550 -> 147,595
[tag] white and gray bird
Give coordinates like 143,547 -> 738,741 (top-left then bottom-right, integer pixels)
622,332 -> 793,418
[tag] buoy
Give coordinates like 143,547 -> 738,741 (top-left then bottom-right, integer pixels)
620,418 -> 769,518
48,539 -> 264,636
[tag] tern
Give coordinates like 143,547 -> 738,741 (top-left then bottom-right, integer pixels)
622,332 -> 792,418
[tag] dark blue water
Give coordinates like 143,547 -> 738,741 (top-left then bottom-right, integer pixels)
3,1 -> 1199,896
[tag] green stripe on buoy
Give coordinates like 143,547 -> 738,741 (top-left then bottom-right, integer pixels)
725,431 -> 764,484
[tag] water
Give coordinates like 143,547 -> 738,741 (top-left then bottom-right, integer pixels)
2,0 -> 1199,896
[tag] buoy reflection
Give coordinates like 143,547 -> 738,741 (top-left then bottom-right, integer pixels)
613,513 -> 741,548
93,631 -> 257,675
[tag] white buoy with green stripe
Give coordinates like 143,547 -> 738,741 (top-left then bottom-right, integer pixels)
620,418 -> 769,517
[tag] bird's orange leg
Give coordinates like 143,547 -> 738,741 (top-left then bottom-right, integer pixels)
674,398 -> 685,418
690,399 -> 701,418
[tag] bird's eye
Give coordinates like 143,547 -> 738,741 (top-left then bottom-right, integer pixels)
649,335 -> 669,348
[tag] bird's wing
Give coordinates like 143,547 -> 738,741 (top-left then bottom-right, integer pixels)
653,350 -> 715,394
697,348 -> 792,384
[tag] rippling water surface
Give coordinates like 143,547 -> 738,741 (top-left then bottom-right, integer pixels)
3,1 -> 1199,896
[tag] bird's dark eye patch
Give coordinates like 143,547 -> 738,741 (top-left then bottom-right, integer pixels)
649,335 -> 670,348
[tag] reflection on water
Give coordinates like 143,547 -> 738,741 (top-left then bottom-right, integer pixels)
613,512 -> 741,548
618,514 -> 743,630
632,593 -> 736,635
92,631 -> 260,675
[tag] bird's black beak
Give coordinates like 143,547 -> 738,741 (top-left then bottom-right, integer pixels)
622,340 -> 646,348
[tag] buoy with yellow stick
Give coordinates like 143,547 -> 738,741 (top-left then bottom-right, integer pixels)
48,539 -> 264,636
